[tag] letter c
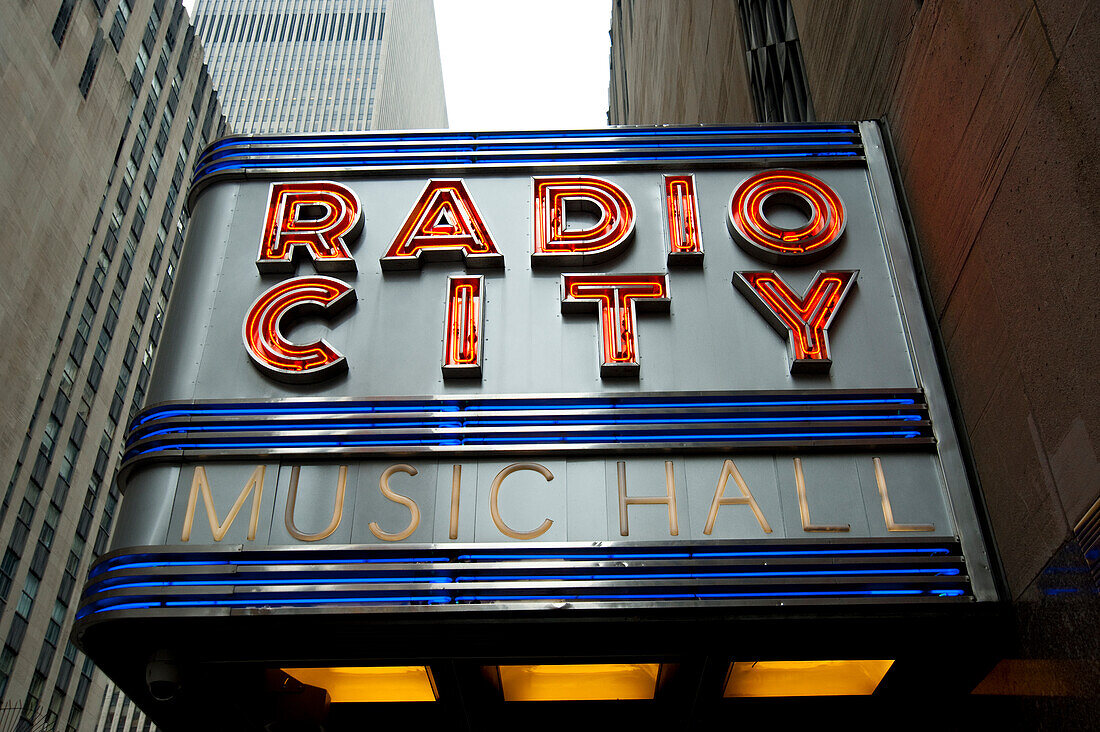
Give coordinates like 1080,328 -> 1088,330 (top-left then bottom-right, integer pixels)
242,275 -> 354,383
489,463 -> 554,540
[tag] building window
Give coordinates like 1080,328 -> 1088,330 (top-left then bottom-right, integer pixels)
78,32 -> 104,97
50,0 -> 78,47
109,0 -> 132,51
737,0 -> 814,122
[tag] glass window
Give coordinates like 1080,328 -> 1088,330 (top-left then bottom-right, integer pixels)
51,0 -> 78,46
78,32 -> 104,97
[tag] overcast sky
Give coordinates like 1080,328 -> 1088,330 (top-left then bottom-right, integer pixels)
434,0 -> 612,130
182,0 -> 613,131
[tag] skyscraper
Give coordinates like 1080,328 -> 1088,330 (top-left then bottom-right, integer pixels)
608,0 -> 1099,721
0,0 -> 225,729
192,0 -> 447,134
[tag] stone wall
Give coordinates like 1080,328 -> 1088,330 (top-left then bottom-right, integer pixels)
609,0 -> 755,125
793,0 -> 1099,599
0,0 -> 130,489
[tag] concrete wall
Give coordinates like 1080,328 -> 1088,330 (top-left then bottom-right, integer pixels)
0,0 -> 225,726
792,0 -> 1098,599
373,0 -> 447,131
0,0 -> 130,490
608,0 -> 754,125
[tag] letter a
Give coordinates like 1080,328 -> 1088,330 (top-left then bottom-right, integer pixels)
704,459 -> 772,535
381,179 -> 503,270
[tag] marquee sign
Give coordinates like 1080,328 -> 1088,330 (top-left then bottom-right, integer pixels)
75,123 -> 996,632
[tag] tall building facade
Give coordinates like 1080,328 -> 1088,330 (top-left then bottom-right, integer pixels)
609,0 -> 1099,719
0,0 -> 225,729
192,0 -> 447,133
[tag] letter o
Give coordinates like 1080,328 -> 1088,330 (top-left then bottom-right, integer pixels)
728,169 -> 846,264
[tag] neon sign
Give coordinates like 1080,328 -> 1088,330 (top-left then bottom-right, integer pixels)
532,176 -> 636,266
727,169 -> 845,264
664,174 -> 704,265
442,275 -> 484,378
258,181 -> 361,272
380,179 -> 503,270
242,275 -> 355,382
560,274 -> 671,376
243,171 -> 856,381
734,270 -> 856,372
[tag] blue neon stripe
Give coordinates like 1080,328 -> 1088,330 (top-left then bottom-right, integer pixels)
692,548 -> 952,557
90,566 -> 960,593
462,415 -> 924,426
90,547 -> 955,577
568,430 -> 922,441
196,126 -> 861,162
127,430 -> 924,458
98,560 -> 232,573
458,430 -> 922,445
196,145 -> 858,171
82,586 -> 968,616
201,139 -> 858,163
97,556 -> 450,575
98,576 -> 456,591
161,595 -> 452,607
453,568 -> 961,582
195,150 -> 860,178
452,589 -> 929,602
131,413 -> 924,441
133,396 -> 919,426
199,142 -> 861,161
610,399 -> 916,409
236,556 -> 450,565
458,548 -> 951,561
201,126 -> 858,150
83,595 -> 453,615
80,601 -> 162,615
480,399 -> 918,410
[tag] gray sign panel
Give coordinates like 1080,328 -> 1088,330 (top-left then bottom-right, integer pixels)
81,123 -> 996,626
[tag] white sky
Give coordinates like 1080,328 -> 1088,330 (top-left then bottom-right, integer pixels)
434,0 -> 612,130
182,0 -> 613,131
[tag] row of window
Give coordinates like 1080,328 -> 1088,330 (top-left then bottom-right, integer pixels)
98,684 -> 155,732
211,23 -> 383,133
205,9 -> 384,45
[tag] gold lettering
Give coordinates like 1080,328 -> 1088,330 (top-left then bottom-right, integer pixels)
369,464 -> 422,541
182,465 -> 265,542
874,458 -> 934,532
449,465 -> 462,540
793,458 -> 849,532
704,459 -> 772,535
490,463 -> 554,540
618,460 -> 679,536
284,465 -> 348,541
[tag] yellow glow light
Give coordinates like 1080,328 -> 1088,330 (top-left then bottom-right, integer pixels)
281,666 -> 438,703
498,663 -> 659,702
723,660 -> 894,697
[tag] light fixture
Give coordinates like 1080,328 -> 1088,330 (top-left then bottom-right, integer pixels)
723,660 -> 894,697
281,666 -> 438,702
497,663 -> 660,701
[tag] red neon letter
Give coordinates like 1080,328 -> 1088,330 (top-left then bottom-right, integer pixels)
728,170 -> 845,264
381,179 -> 503,270
258,181 -> 361,272
664,174 -> 704,265
243,275 -> 354,382
442,275 -> 484,379
533,176 -> 635,266
561,274 -> 670,377
733,270 -> 857,373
